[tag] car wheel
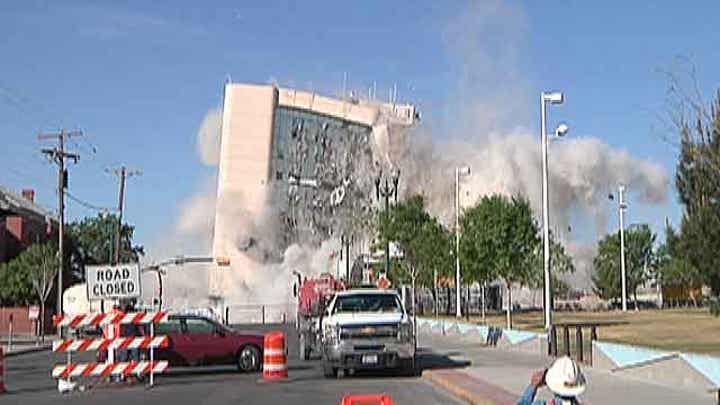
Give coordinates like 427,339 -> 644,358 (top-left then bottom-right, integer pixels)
322,361 -> 336,378
299,333 -> 308,361
399,357 -> 418,377
237,345 -> 262,372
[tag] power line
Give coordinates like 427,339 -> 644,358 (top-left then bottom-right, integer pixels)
65,190 -> 117,213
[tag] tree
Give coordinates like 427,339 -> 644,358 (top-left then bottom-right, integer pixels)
0,243 -> 57,335
460,195 -> 539,328
526,233 -> 576,307
670,88 -> 720,299
656,224 -> 703,306
592,224 -> 655,309
377,195 -> 453,318
67,213 -> 144,278
674,92 -> 720,214
677,205 -> 720,295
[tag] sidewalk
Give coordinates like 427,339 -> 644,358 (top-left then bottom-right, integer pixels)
1,335 -> 54,357
419,331 -> 715,404
4,341 -> 52,357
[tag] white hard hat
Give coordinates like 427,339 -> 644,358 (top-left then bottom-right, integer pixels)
545,356 -> 586,397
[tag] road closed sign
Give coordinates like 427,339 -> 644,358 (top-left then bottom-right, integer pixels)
86,264 -> 141,300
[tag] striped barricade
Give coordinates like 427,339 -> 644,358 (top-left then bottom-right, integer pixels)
52,311 -> 170,391
52,361 -> 169,379
53,311 -> 169,328
53,336 -> 170,353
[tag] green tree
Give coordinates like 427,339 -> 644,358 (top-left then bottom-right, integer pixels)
592,224 -> 655,309
377,195 -> 453,317
677,205 -> 720,295
672,90 -> 720,300
675,92 -> 720,214
656,225 -> 703,306
526,233 -> 576,305
67,213 -> 144,277
0,243 -> 57,333
378,196 -> 453,284
460,194 -> 539,328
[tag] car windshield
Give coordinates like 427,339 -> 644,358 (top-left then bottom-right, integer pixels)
333,294 -> 402,314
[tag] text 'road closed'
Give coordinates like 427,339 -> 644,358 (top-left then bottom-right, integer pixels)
86,264 -> 141,300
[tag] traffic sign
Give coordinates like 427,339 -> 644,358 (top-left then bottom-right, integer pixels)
376,273 -> 391,289
86,264 -> 141,301
28,305 -> 40,320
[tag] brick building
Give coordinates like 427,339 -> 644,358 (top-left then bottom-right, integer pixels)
0,185 -> 57,264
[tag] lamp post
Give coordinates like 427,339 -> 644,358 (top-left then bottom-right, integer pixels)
455,166 -> 471,318
541,91 -> 567,331
375,171 -> 400,276
609,185 -> 628,312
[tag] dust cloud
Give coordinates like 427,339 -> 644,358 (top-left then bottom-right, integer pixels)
146,0 -> 668,308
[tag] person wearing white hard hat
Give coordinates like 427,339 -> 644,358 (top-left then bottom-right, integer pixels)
517,356 -> 586,405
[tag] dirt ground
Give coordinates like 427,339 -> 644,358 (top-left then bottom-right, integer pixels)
439,308 -> 720,355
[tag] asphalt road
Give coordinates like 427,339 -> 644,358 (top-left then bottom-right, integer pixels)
0,324 -> 463,405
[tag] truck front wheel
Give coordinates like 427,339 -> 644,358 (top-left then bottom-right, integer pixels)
299,333 -> 309,360
322,361 -> 336,378
400,356 -> 418,377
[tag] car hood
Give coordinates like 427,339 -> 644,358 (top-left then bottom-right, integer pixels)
326,312 -> 406,326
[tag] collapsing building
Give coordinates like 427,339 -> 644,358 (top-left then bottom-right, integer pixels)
210,83 -> 418,321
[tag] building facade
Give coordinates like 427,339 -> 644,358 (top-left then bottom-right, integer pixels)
211,83 -> 417,318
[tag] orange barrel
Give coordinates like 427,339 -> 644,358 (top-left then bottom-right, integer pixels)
341,394 -> 395,405
0,347 -> 5,393
262,331 -> 288,381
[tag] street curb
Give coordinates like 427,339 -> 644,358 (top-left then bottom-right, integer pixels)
5,345 -> 51,358
422,369 -> 516,405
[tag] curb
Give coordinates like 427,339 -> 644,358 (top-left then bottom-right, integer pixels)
5,345 -> 51,358
423,369 -> 516,405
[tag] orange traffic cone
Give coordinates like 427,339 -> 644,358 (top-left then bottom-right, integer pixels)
341,394 -> 395,405
262,332 -> 288,381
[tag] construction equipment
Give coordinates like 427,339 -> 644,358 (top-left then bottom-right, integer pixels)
293,272 -> 345,360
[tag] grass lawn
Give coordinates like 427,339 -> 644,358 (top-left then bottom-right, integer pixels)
438,308 -> 720,355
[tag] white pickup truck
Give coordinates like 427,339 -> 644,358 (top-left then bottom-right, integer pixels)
320,289 -> 416,378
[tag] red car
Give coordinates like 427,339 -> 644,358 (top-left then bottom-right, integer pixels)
98,315 -> 264,372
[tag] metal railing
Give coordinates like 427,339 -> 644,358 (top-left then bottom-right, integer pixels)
548,321 -> 626,365
224,303 -> 292,325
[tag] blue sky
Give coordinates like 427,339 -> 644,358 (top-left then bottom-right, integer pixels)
2,0 -> 720,249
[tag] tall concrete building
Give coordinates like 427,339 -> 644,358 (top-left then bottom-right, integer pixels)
210,83 -> 417,318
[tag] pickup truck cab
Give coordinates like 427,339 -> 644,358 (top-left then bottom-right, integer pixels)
320,289 -> 415,377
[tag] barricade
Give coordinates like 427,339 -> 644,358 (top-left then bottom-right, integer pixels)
262,331 -> 288,381
0,347 -> 5,394
51,311 -> 169,392
341,394 -> 395,405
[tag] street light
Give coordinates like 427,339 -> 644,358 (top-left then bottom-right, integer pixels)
608,185 -> 628,312
375,170 -> 400,276
455,165 -> 471,318
541,91 -> 566,331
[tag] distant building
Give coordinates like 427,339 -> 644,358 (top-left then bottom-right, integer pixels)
0,186 -> 57,264
210,83 -> 418,316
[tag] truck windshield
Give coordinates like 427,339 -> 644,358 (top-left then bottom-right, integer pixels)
333,294 -> 402,314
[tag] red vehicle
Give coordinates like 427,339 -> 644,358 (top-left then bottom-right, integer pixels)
294,272 -> 345,360
98,314 -> 264,372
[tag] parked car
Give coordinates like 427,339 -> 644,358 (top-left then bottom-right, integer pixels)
98,314 -> 264,372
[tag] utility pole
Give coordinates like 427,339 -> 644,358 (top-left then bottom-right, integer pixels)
39,130 -> 82,322
106,166 -> 141,265
341,234 -> 352,281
